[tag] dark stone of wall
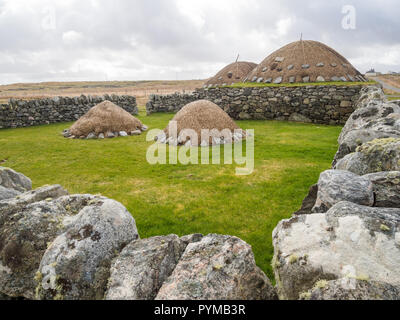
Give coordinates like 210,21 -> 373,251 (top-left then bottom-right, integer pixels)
0,94 -> 138,129
146,85 -> 376,125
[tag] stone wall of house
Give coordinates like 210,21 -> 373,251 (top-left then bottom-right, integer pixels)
146,85 -> 376,125
0,94 -> 138,129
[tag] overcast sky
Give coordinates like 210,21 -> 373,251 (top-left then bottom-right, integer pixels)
0,0 -> 399,84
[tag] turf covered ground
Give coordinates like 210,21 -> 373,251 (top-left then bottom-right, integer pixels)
0,111 -> 342,279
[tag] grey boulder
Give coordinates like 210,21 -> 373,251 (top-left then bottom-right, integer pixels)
273,201 -> 400,300
312,170 -> 374,213
0,186 -> 20,201
106,235 -> 186,300
333,128 -> 400,165
364,171 -> 400,208
156,234 -> 277,300
37,198 -> 139,300
355,86 -> 387,110
0,193 -> 97,299
301,279 -> 400,300
338,91 -> 400,145
0,167 -> 32,192
0,185 -> 68,217
335,138 -> 400,175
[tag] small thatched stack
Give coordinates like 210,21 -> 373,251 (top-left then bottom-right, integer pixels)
246,40 -> 366,84
205,61 -> 257,87
157,100 -> 246,147
64,101 -> 148,139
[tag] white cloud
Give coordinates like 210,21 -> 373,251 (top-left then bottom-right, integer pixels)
275,18 -> 293,37
62,30 -> 84,45
0,0 -> 398,84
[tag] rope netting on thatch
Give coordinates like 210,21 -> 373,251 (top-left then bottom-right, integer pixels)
69,101 -> 144,137
205,61 -> 257,86
158,100 -> 246,146
246,40 -> 366,84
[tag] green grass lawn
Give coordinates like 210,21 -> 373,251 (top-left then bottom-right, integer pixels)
0,111 -> 342,280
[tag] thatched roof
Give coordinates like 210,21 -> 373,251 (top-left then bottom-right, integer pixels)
205,61 -> 257,86
246,40 -> 366,84
159,100 -> 245,146
69,101 -> 144,137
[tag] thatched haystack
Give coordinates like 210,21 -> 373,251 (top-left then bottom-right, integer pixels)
205,61 -> 257,87
246,40 -> 366,84
64,101 -> 148,139
157,100 -> 246,147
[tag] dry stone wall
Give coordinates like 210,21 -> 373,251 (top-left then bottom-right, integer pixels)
273,86 -> 400,300
146,85 -> 375,125
0,95 -> 138,129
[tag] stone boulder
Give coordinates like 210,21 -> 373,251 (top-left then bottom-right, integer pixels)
0,167 -> 32,193
334,86 -> 400,165
338,101 -> 400,145
180,233 -> 204,246
355,85 -> 387,110
364,171 -> 400,208
273,201 -> 400,300
335,138 -> 400,175
0,192 -> 95,299
0,185 -> 68,218
363,112 -> 400,133
0,186 -> 21,201
156,234 -> 277,300
338,86 -> 399,141
312,170 -> 374,213
106,235 -> 186,300
333,128 -> 400,166
301,278 -> 400,300
288,113 -> 312,123
37,198 -> 139,300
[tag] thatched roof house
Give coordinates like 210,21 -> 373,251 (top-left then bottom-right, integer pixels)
157,100 -> 246,146
65,101 -> 147,139
205,61 -> 257,87
246,40 -> 366,84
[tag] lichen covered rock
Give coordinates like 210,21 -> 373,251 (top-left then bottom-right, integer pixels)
312,170 -> 374,213
37,198 -> 139,300
333,129 -> 400,166
0,185 -> 68,217
106,235 -> 186,300
273,201 -> 400,300
0,167 -> 32,193
335,138 -> 400,175
338,101 -> 400,145
0,186 -> 21,201
301,279 -> 400,300
364,171 -> 400,208
156,234 -> 277,300
334,87 -> 400,164
0,192 -> 93,299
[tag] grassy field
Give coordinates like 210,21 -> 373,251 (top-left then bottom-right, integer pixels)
0,111 -> 342,280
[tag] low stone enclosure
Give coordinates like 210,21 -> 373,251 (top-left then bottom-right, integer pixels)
146,84 -> 376,125
0,95 -> 138,129
1,86 -> 400,300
